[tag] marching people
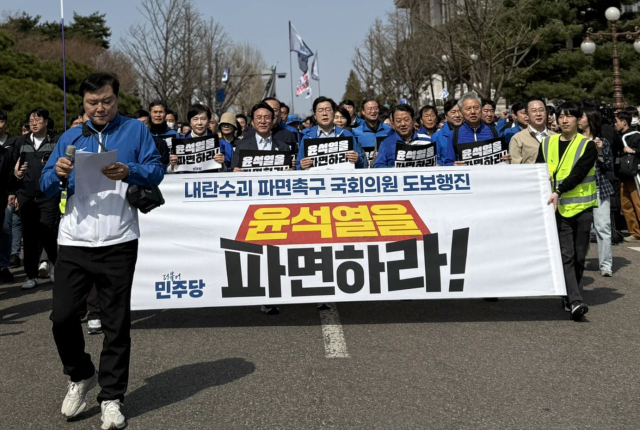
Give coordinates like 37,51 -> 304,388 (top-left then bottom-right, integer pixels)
614,111 -> 640,242
539,102 -> 597,320
147,100 -> 177,168
579,106 -> 614,277
40,72 -> 165,429
509,97 -> 556,164
339,100 -> 364,128
130,110 -> 150,128
297,96 -> 365,170
262,97 -> 300,159
333,105 -> 352,132
481,99 -> 507,134
219,112 -> 240,147
231,102 -> 294,172
352,98 -> 393,149
0,110 -> 14,283
168,104 -> 233,173
208,113 -> 219,134
235,114 -> 249,137
503,101 -> 529,145
416,105 -> 439,138
165,110 -> 177,131
446,92 -> 510,167
10,108 -> 59,290
431,99 -> 462,166
374,104 -> 434,168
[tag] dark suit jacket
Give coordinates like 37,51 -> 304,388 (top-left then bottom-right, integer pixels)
231,129 -> 294,169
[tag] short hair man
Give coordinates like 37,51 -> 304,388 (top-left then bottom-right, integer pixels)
339,100 -> 363,128
40,72 -> 164,429
375,104 -> 434,168
297,96 -> 365,170
230,102 -> 294,171
147,100 -> 177,168
431,99 -> 463,166
417,105 -> 438,137
11,107 -> 59,290
352,98 -> 393,149
504,101 -> 529,144
280,103 -> 290,123
510,97 -> 556,164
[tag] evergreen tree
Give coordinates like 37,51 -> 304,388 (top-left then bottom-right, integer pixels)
342,70 -> 364,104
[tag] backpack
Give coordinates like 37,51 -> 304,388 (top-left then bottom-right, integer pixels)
620,132 -> 640,179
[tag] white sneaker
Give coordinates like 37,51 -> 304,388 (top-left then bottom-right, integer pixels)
101,400 -> 126,429
61,372 -> 98,419
38,261 -> 49,278
21,278 -> 37,290
88,319 -> 102,335
49,263 -> 55,283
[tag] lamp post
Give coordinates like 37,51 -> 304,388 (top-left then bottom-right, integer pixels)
581,6 -> 640,109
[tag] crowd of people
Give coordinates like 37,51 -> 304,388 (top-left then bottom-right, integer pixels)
1,70 -> 640,429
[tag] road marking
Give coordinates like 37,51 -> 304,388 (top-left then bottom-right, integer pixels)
319,303 -> 350,358
629,247 -> 640,252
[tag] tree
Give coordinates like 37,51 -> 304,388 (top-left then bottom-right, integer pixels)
68,12 -> 111,49
502,0 -> 640,105
121,0 -> 267,118
342,70 -> 364,104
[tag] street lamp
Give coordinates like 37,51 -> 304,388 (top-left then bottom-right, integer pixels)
581,6 -> 640,109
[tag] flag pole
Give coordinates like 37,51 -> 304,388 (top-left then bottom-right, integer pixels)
317,51 -> 322,96
61,0 -> 68,131
288,21 -> 295,114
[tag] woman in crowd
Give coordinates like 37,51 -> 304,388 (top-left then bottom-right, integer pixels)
169,104 -> 233,173
579,106 -> 614,277
333,105 -> 352,132
219,112 -> 240,148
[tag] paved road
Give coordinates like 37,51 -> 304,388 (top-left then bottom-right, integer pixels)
2,244 -> 639,430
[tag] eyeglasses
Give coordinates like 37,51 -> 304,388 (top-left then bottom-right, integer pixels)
316,108 -> 333,114
254,116 -> 273,123
528,108 -> 546,114
29,118 -> 44,125
364,108 -> 379,113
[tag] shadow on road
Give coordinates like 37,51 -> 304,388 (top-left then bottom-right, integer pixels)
129,296 -> 614,330
75,358 -> 255,421
0,298 -> 51,325
585,256 -> 632,273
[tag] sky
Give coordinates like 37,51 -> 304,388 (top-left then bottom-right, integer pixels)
1,0 -> 394,116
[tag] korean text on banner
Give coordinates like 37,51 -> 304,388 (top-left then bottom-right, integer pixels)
171,135 -> 221,172
131,165 -> 566,310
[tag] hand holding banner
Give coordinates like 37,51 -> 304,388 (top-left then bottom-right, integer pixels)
171,135 -> 222,172
303,136 -> 356,170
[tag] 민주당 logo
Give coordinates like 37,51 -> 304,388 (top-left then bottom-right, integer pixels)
235,201 -> 430,246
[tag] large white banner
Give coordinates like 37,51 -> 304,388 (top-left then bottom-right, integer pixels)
131,165 -> 566,310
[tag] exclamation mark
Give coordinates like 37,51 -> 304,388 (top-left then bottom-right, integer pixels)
449,228 -> 470,292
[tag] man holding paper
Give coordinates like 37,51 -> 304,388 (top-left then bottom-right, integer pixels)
297,97 -> 365,170
40,73 -> 164,430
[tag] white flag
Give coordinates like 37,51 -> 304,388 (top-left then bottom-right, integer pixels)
310,52 -> 319,81
440,89 -> 450,100
221,66 -> 230,83
289,22 -> 313,57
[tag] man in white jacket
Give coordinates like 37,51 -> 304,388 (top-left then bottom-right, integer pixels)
40,73 -> 164,430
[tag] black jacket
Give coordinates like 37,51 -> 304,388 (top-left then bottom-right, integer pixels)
11,133 -> 59,200
230,129 -> 294,169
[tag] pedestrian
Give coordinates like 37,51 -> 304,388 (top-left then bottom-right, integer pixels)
11,107 -> 59,290
614,111 -> 640,242
579,106 -> 614,276
417,105 -> 439,138
40,72 -> 164,429
504,101 -> 529,144
539,102 -> 597,320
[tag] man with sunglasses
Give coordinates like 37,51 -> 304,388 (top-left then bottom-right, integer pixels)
10,107 -> 59,290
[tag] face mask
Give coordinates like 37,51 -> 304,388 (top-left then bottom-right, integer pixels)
632,118 -> 638,126
167,122 -> 175,129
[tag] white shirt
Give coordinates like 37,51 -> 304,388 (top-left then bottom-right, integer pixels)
32,135 -> 45,150
257,135 -> 273,151
528,126 -> 549,143
0,135 -> 7,146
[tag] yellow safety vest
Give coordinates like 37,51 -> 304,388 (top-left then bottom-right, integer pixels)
541,133 -> 597,218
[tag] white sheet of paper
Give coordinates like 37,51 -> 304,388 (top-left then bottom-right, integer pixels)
74,150 -> 118,197
309,160 -> 355,171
